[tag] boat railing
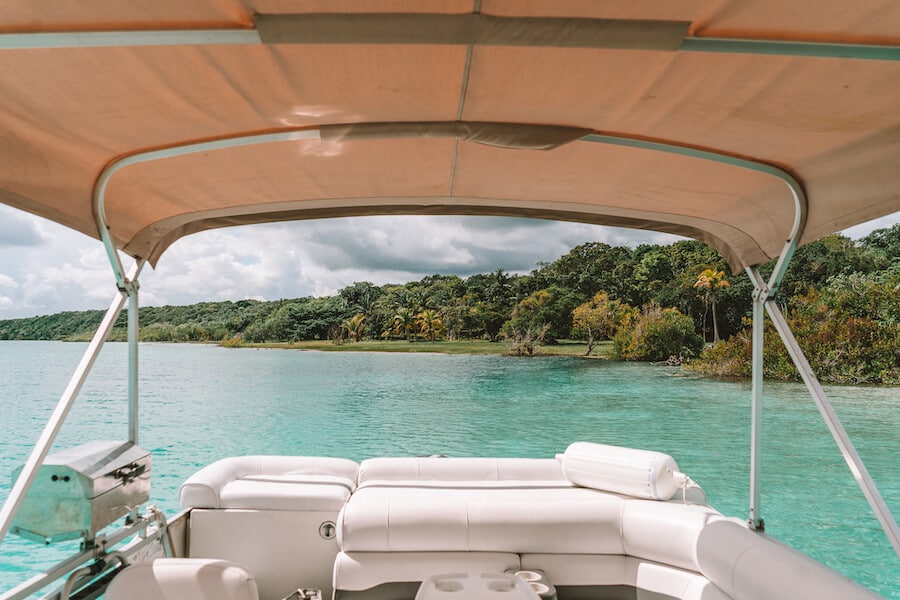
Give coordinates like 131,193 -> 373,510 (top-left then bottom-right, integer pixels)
0,506 -> 172,600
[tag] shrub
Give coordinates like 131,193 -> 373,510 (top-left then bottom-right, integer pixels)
501,287 -> 578,343
220,333 -> 245,348
501,325 -> 550,356
613,303 -> 703,362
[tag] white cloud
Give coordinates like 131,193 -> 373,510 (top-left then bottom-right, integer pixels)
0,273 -> 18,289
841,213 -> 900,239
0,208 -> 47,247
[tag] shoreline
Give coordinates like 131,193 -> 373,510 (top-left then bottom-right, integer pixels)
230,338 -> 614,358
10,339 -> 896,386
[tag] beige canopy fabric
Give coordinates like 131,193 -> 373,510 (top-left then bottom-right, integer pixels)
0,2 -> 899,272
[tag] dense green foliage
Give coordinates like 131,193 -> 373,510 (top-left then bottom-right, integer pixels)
613,304 -> 704,362
689,271 -> 900,384
2,224 -> 897,381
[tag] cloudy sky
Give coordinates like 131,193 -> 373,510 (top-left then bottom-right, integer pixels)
0,203 -> 897,319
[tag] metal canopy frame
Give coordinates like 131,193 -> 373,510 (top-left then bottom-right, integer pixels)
0,16 -> 899,62
0,15 -> 898,598
3,122 -> 897,557
90,126 -> 900,556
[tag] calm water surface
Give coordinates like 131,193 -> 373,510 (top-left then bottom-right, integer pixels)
0,341 -> 897,597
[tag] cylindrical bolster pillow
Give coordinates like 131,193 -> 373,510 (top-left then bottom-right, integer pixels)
561,442 -> 682,501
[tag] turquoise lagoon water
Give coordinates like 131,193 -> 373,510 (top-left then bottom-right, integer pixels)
0,341 -> 897,597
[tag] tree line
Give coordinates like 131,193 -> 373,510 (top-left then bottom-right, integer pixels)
2,225 -> 897,383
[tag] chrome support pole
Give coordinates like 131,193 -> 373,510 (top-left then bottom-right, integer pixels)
0,261 -> 143,548
757,284 -> 900,555
747,273 -> 767,530
128,278 -> 140,445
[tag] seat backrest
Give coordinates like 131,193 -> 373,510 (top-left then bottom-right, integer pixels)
357,457 -> 566,486
180,455 -> 359,509
105,558 -> 259,600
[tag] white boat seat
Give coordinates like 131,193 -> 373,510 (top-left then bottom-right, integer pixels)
180,455 -> 359,510
339,479 -> 721,569
105,558 -> 259,600
179,456 -> 360,600
695,520 -> 883,600
334,455 -> 725,596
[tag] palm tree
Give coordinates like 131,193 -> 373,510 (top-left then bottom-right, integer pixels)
392,307 -> 417,342
694,268 -> 730,343
486,268 -> 513,304
417,309 -> 444,342
340,313 -> 366,342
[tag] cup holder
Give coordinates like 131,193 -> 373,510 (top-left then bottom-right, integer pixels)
530,582 -> 550,595
509,569 -> 557,600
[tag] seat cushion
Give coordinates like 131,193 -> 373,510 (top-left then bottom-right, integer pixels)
180,456 -> 359,510
105,558 -> 258,600
219,475 -> 353,510
337,486 -> 625,554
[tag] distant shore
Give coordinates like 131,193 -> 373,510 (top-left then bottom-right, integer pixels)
236,338 -> 614,358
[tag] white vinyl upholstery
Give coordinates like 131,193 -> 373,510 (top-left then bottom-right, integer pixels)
180,456 -> 360,600
357,457 -> 566,484
695,520 -> 882,600
190,509 -> 339,600
177,453 -> 881,600
338,485 -> 624,554
217,475 -> 353,511
333,455 -> 727,596
518,554 -> 629,586
180,456 -> 359,510
333,551 -> 521,592
632,560 -> 732,600
621,499 -> 723,571
105,558 -> 258,600
334,457 -> 570,594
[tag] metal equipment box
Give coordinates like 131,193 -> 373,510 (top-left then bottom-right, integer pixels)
11,440 -> 150,543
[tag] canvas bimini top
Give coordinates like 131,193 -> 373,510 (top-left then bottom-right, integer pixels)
0,1 -> 899,272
